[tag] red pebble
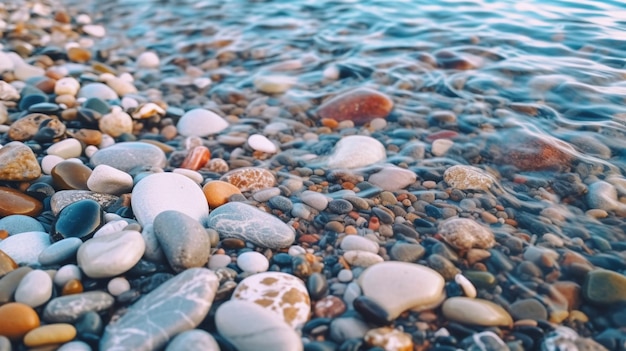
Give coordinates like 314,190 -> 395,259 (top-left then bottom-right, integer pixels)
180,146 -> 211,171
317,88 -> 394,125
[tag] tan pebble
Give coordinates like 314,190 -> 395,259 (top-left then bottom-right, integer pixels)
203,181 -> 242,209
0,302 -> 40,340
586,208 -> 608,219
220,167 -> 275,192
422,180 -> 437,189
444,165 -> 495,191
99,107 -> 133,137
104,76 -> 137,96
442,297 -> 513,327
549,309 -> 569,324
513,319 -> 538,328
344,225 -> 357,235
67,47 -> 91,63
73,129 -> 102,146
567,310 -> 588,323
343,250 -> 383,267
0,249 -> 18,276
9,114 -> 62,142
455,273 -> 477,298
439,218 -> 495,251
0,141 -> 42,181
55,94 -> 76,107
317,88 -> 394,125
54,77 -> 80,96
23,323 -> 76,347
480,211 -> 498,224
466,248 -> 491,265
160,125 -> 178,140
35,78 -> 57,94
364,327 -> 413,351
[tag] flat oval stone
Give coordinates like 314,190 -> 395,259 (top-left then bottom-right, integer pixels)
368,165 -> 417,191
165,329 -> 220,351
0,141 -> 41,181
442,297 -> 513,327
38,237 -> 83,266
100,268 -> 219,351
202,180 -> 242,209
90,142 -> 166,172
52,199 -> 104,242
0,302 -> 40,340
317,88 -> 394,125
0,232 -> 51,265
46,138 -> 82,159
327,135 -> 386,169
14,269 -> 53,308
43,291 -> 115,323
153,211 -> 211,272
99,107 -> 133,137
50,190 -> 119,216
220,167 -> 276,192
77,230 -> 145,278
253,75 -> 295,94
343,250 -> 384,267
248,134 -> 277,153
583,269 -> 626,305
176,108 -> 229,137
131,172 -> 209,227
438,218 -> 495,251
236,251 -> 269,273
51,161 -> 92,190
206,202 -> 295,249
358,261 -> 445,319
216,300 -> 303,351
78,82 -> 118,100
232,271 -> 311,329
340,235 -> 379,253
0,214 -> 44,235
0,267 -> 33,304
444,165 -> 495,191
24,323 -> 77,347
0,187 -> 43,217
87,164 -> 133,195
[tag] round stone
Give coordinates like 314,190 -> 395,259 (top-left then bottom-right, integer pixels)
14,269 -> 53,308
206,202 -> 295,249
216,300 -> 303,351
364,327 -> 413,351
438,217 -> 495,251
78,83 -> 118,100
444,165 -> 495,191
0,215 -> 44,235
0,302 -> 40,340
53,264 -> 82,287
51,161 -> 92,190
232,271 -> 310,329
153,210 -> 211,272
47,138 -> 82,159
52,199 -> 104,242
248,134 -> 277,153
77,230 -> 145,278
99,107 -> 133,137
299,191 -> 329,211
358,261 -> 445,319
177,108 -> 228,137
368,165 -> 417,191
253,75 -> 295,94
90,142 -> 167,172
165,329 -> 220,351
0,187 -> 43,217
509,298 -> 548,321
220,167 -> 276,192
131,172 -> 209,227
326,135 -> 386,169
0,231 -> 51,265
107,277 -> 131,296
38,237 -> 83,266
442,297 -> 513,327
87,164 -> 133,195
328,199 -> 353,214
136,51 -> 160,68
202,180 -> 242,209
317,88 -> 394,125
23,323 -> 77,347
583,269 -> 626,305
54,77 -> 80,96
237,251 -> 269,273
0,141 -> 41,181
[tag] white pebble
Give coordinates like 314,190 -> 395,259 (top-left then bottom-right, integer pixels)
237,251 -> 269,273
87,164 -> 134,195
107,277 -> 131,296
136,51 -> 160,68
82,24 -> 106,37
54,264 -> 82,286
248,134 -> 277,153
99,107 -> 133,137
46,138 -> 82,159
337,269 -> 353,283
41,154 -> 65,174
455,273 -> 477,298
432,139 -> 454,156
177,108 -> 229,137
93,220 -> 130,238
288,245 -> 307,256
54,77 -> 80,96
15,269 -> 53,308
208,254 -> 232,270
85,145 -> 99,158
253,75 -> 295,94
172,168 -> 203,184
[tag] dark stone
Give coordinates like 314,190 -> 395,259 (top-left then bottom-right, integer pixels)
307,272 -> 328,301
304,341 -> 338,351
389,242 -> 425,262
19,93 -> 48,111
292,254 -> 312,279
75,311 -> 104,341
303,318 -> 333,336
338,338 -> 364,351
51,199 -> 104,242
353,296 -> 393,325
594,328 -> 626,351
509,299 -> 548,321
25,182 -> 56,200
271,253 -> 292,266
28,102 -> 60,113
391,223 -> 419,239
328,199 -> 353,214
83,98 -> 111,114
371,207 -> 394,224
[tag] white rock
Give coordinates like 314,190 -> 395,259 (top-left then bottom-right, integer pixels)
78,83 -> 118,100
53,264 -> 82,286
299,190 -> 329,211
172,168 -> 203,184
587,181 -> 624,212
208,254 -> 231,270
340,235 -> 379,253
343,250 -> 383,267
455,273 -> 477,298
431,138 -> 454,156
131,172 -> 209,227
15,269 -> 53,308
248,134 -> 277,153
87,164 -> 133,195
0,81 -> 19,100
99,107 -> 133,137
107,277 -> 131,296
93,219 -> 129,238
103,76 -> 137,97
236,251 -> 269,273
54,77 -> 80,96
368,165 -> 417,191
77,230 -> 146,278
0,231 -> 51,265
82,24 -> 106,37
177,108 -> 228,137
46,138 -> 82,159
136,51 -> 160,68
253,75 -> 296,94
327,135 -> 386,169
0,51 -> 15,73
41,154 -> 65,174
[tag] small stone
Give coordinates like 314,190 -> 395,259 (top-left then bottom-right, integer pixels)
327,135 -> 386,169
237,251 -> 269,273
438,217 -> 495,250
100,268 -> 219,351
314,295 -> 346,318
51,161 -> 92,190
0,141 -> 42,181
300,191 -> 329,211
78,83 -> 118,100
52,199 -> 104,242
358,262 -> 445,319
329,316 -> 370,343
216,300 -> 303,351
495,132 -> 573,171
50,190 -> 118,215
0,302 -> 40,340
180,146 -> 211,171
444,165 -> 495,191
104,76 -> 137,97
460,331 -> 509,351
57,341 -> 92,351
587,181 -> 624,212
202,180 -> 242,209
136,51 -> 160,68
389,242 -> 425,262
455,273 -> 477,299
14,269 -> 53,308
24,323 -> 76,347
87,164 -> 133,195
368,165 -> 417,191
343,250 -> 383,267
340,235 -> 379,253
131,172 -> 209,227
55,77 -> 80,96
0,214 -> 44,235
165,330 -> 220,351
0,231 -> 50,265
364,327 -> 413,351
153,211 -> 211,272
77,230 -> 145,278
0,81 -> 19,101
431,138 -> 454,156
47,138 -> 83,159
99,107 -> 133,137
583,269 -> 626,305
107,277 -> 131,297
43,291 -> 114,323
442,297 -> 513,326
67,47 -> 91,62
317,88 -> 394,125
253,75 -> 296,94
177,108 -> 228,137
53,264 -> 82,287
208,202 -> 295,248
509,298 -> 548,321
248,134 -> 277,153
83,24 -> 106,37
0,250 -> 17,276
220,167 -> 276,192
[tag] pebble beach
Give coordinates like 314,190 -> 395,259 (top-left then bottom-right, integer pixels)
0,0 -> 625,350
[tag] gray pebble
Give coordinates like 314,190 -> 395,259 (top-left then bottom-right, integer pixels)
38,237 -> 82,266
0,215 -> 44,235
268,195 -> 293,212
328,199 -> 353,214
329,317 -> 369,343
165,329 -> 220,351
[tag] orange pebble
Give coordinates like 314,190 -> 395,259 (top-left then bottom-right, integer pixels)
181,146 -> 211,171
0,302 -> 40,340
0,230 -> 8,240
62,279 -> 83,295
202,180 -> 242,209
321,118 -> 339,129
368,217 -> 380,231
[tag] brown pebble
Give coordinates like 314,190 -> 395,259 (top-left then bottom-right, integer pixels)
202,181 -> 242,209
61,279 -> 84,295
51,161 -> 92,190
314,295 -> 346,318
54,11 -> 71,23
160,125 -> 178,140
552,281 -> 581,311
35,78 -> 57,94
494,132 -> 573,171
0,250 -> 18,276
221,238 -> 246,249
0,187 -> 43,217
23,323 -> 76,347
0,141 -> 42,181
0,302 -> 40,340
67,47 -> 91,63
9,114 -> 64,142
480,211 -> 498,224
317,88 -> 394,125
55,94 -> 77,108
220,167 -> 276,192
0,230 -> 8,239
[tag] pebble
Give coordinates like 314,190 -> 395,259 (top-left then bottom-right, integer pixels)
77,230 -> 145,278
87,164 -> 133,195
431,138 -> 454,156
248,133 -> 277,153
101,268 -> 218,351
55,77 -> 80,96
207,202 -> 295,248
98,107 -> 133,137
454,273 -> 477,298
180,146 -> 211,171
583,269 -> 626,304
343,250 -> 384,267
136,51 -> 160,68
389,242 -> 426,262
442,297 -> 513,326
0,302 -> 40,340
0,141 -> 41,181
0,231 -> 50,265
587,181 -> 623,212
340,235 -> 379,253
220,167 -> 276,192
90,142 -> 167,172
57,341 -> 92,351
78,82 -> 118,100
317,88 -> 394,125
438,217 -> 495,250
0,81 -> 19,101
50,190 -> 118,215
51,161 -> 92,190
202,180 -> 242,209
0,251 -> 17,276
216,300 -> 303,351
153,211 -> 211,272
0,214 -> 44,235
328,199 -> 353,214
364,327 -> 413,351
443,165 -> 495,191
232,271 -> 311,328
23,323 -> 76,348
177,108 -> 228,137
237,251 -> 270,273
498,132 -> 573,171
368,165 -> 417,191
131,172 -> 209,227
358,261 -> 445,319
43,291 -> 114,323
329,316 -> 370,343
52,199 -> 104,241
253,75 -> 296,94
327,135 -> 386,169
107,277 -> 131,296
300,190 -> 329,211
509,298 -> 548,321
53,264 -> 82,287
14,269 -> 53,308
164,329 -> 220,351
0,187 -> 43,218
460,331 -> 509,351
47,138 -> 82,159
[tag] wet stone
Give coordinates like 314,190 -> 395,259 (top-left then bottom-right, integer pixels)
509,298 -> 548,321
583,269 -> 626,305
14,269 -> 53,308
52,199 -> 104,242
51,190 -> 119,215
389,242 -> 426,262
177,108 -> 228,137
0,141 -> 42,181
328,199 -> 353,214
442,297 -> 513,327
443,165 -> 495,191
0,232 -> 50,265
0,187 -> 43,218
327,135 -> 386,169
51,161 -> 92,190
90,142 -> 167,172
43,291 -> 114,323
153,210 -> 211,272
438,217 -> 495,251
23,323 -> 77,347
220,167 -> 276,192
317,88 -> 394,125
364,327 -> 413,351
